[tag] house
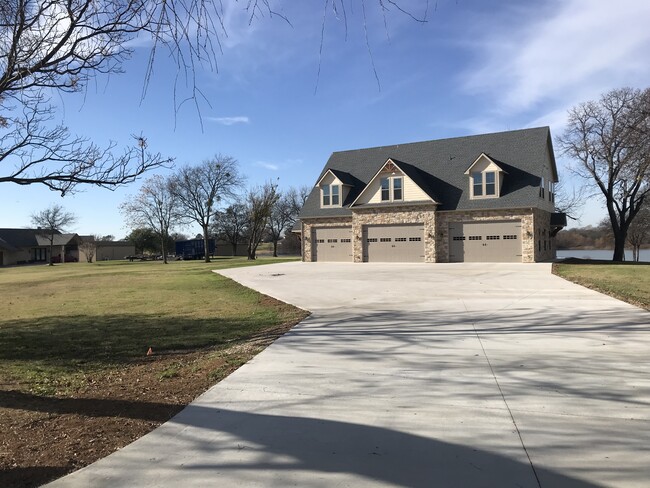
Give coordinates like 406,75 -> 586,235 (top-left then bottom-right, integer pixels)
296,127 -> 566,263
0,229 -> 81,266
77,236 -> 136,262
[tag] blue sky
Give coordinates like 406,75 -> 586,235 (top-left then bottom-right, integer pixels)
3,0 -> 650,238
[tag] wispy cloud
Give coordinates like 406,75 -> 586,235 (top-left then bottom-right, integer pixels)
254,161 -> 280,171
462,0 -> 650,116
207,116 -> 250,126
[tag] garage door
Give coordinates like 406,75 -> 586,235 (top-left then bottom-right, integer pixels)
312,227 -> 353,262
449,221 -> 522,262
363,224 -> 425,262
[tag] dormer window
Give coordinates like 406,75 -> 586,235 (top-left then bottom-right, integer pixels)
321,184 -> 341,207
471,171 -> 497,198
465,154 -> 504,200
380,176 -> 403,202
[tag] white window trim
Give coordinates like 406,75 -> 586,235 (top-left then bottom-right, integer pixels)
470,170 -> 499,199
380,176 -> 404,202
321,183 -> 342,208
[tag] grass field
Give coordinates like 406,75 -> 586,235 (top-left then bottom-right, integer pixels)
0,257 -> 307,487
553,260 -> 650,310
0,257 -> 304,393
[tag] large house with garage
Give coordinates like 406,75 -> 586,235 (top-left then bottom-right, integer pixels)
296,127 -> 566,263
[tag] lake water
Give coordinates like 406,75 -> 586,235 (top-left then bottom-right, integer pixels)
557,249 -> 650,262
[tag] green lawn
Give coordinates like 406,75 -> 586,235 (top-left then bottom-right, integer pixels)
553,261 -> 650,310
0,257 -> 306,394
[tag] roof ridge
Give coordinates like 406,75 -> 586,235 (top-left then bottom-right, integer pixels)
331,126 -> 550,156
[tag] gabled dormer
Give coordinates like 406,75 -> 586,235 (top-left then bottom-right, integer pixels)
464,153 -> 507,199
316,169 -> 355,208
350,158 -> 438,207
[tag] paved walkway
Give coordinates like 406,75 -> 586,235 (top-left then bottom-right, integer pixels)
49,263 -> 650,487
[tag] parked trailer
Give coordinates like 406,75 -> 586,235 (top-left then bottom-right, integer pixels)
175,239 -> 216,260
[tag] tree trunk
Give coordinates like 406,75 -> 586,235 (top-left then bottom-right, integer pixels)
48,237 -> 54,266
612,233 -> 627,262
273,239 -> 278,257
161,237 -> 168,264
203,226 -> 210,263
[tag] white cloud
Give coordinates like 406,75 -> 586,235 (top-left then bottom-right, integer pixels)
254,161 -> 280,171
207,116 -> 250,125
462,0 -> 650,113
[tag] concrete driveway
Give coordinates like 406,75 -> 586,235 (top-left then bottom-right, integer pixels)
49,263 -> 650,487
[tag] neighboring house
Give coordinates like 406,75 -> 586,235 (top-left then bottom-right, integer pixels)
296,127 -> 566,263
0,229 -> 81,266
77,236 -> 136,262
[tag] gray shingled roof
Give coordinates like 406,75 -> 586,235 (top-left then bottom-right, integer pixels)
299,127 -> 556,219
0,228 -> 72,248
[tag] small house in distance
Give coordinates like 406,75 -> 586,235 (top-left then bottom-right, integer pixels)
296,127 -> 566,263
0,228 -> 81,265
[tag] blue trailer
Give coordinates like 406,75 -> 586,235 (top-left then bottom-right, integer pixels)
175,238 -> 216,260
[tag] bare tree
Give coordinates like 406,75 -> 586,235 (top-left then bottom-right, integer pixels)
121,174 -> 181,264
558,87 -> 650,261
213,203 -> 248,256
245,181 -> 279,260
79,234 -> 101,263
553,179 -> 584,221
627,205 -> 650,262
170,155 -> 243,263
267,186 -> 310,257
30,204 -> 76,265
1,1 -> 427,194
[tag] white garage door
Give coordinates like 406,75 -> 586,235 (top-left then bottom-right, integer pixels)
363,224 -> 425,262
448,221 -> 522,262
312,227 -> 353,262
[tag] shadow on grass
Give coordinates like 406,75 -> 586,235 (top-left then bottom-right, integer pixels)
0,389 -> 180,422
0,314 -> 285,366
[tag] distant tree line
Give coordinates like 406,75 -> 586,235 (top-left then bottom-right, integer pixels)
120,155 -> 309,263
557,204 -> 650,261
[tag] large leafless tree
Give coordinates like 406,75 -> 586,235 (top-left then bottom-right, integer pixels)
212,202 -> 248,256
558,87 -> 650,261
120,174 -> 181,264
30,203 -> 77,265
245,181 -> 278,260
1,1 -> 427,195
170,155 -> 243,263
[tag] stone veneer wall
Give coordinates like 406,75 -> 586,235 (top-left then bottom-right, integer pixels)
351,206 -> 437,262
532,208 -> 556,261
436,209 -> 535,262
301,217 -> 353,262
303,207 -> 555,263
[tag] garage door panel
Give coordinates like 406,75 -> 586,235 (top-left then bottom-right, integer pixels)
363,224 -> 424,262
449,221 -> 521,262
313,227 -> 352,262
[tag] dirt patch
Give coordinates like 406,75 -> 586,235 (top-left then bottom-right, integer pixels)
0,321 -> 300,488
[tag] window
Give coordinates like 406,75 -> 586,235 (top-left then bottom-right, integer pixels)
468,236 -> 482,241
503,235 -> 517,240
367,238 -> 378,243
471,171 -> 500,199
452,236 -> 465,241
327,239 -> 337,243
340,238 -> 351,243
409,237 -> 421,242
485,172 -> 496,196
321,184 -> 341,207
322,185 -> 330,206
486,235 -> 500,240
395,237 -> 407,242
381,178 -> 390,201
472,172 -> 483,197
331,185 -> 340,206
393,177 -> 403,200
380,237 -> 391,242
539,177 -> 545,199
